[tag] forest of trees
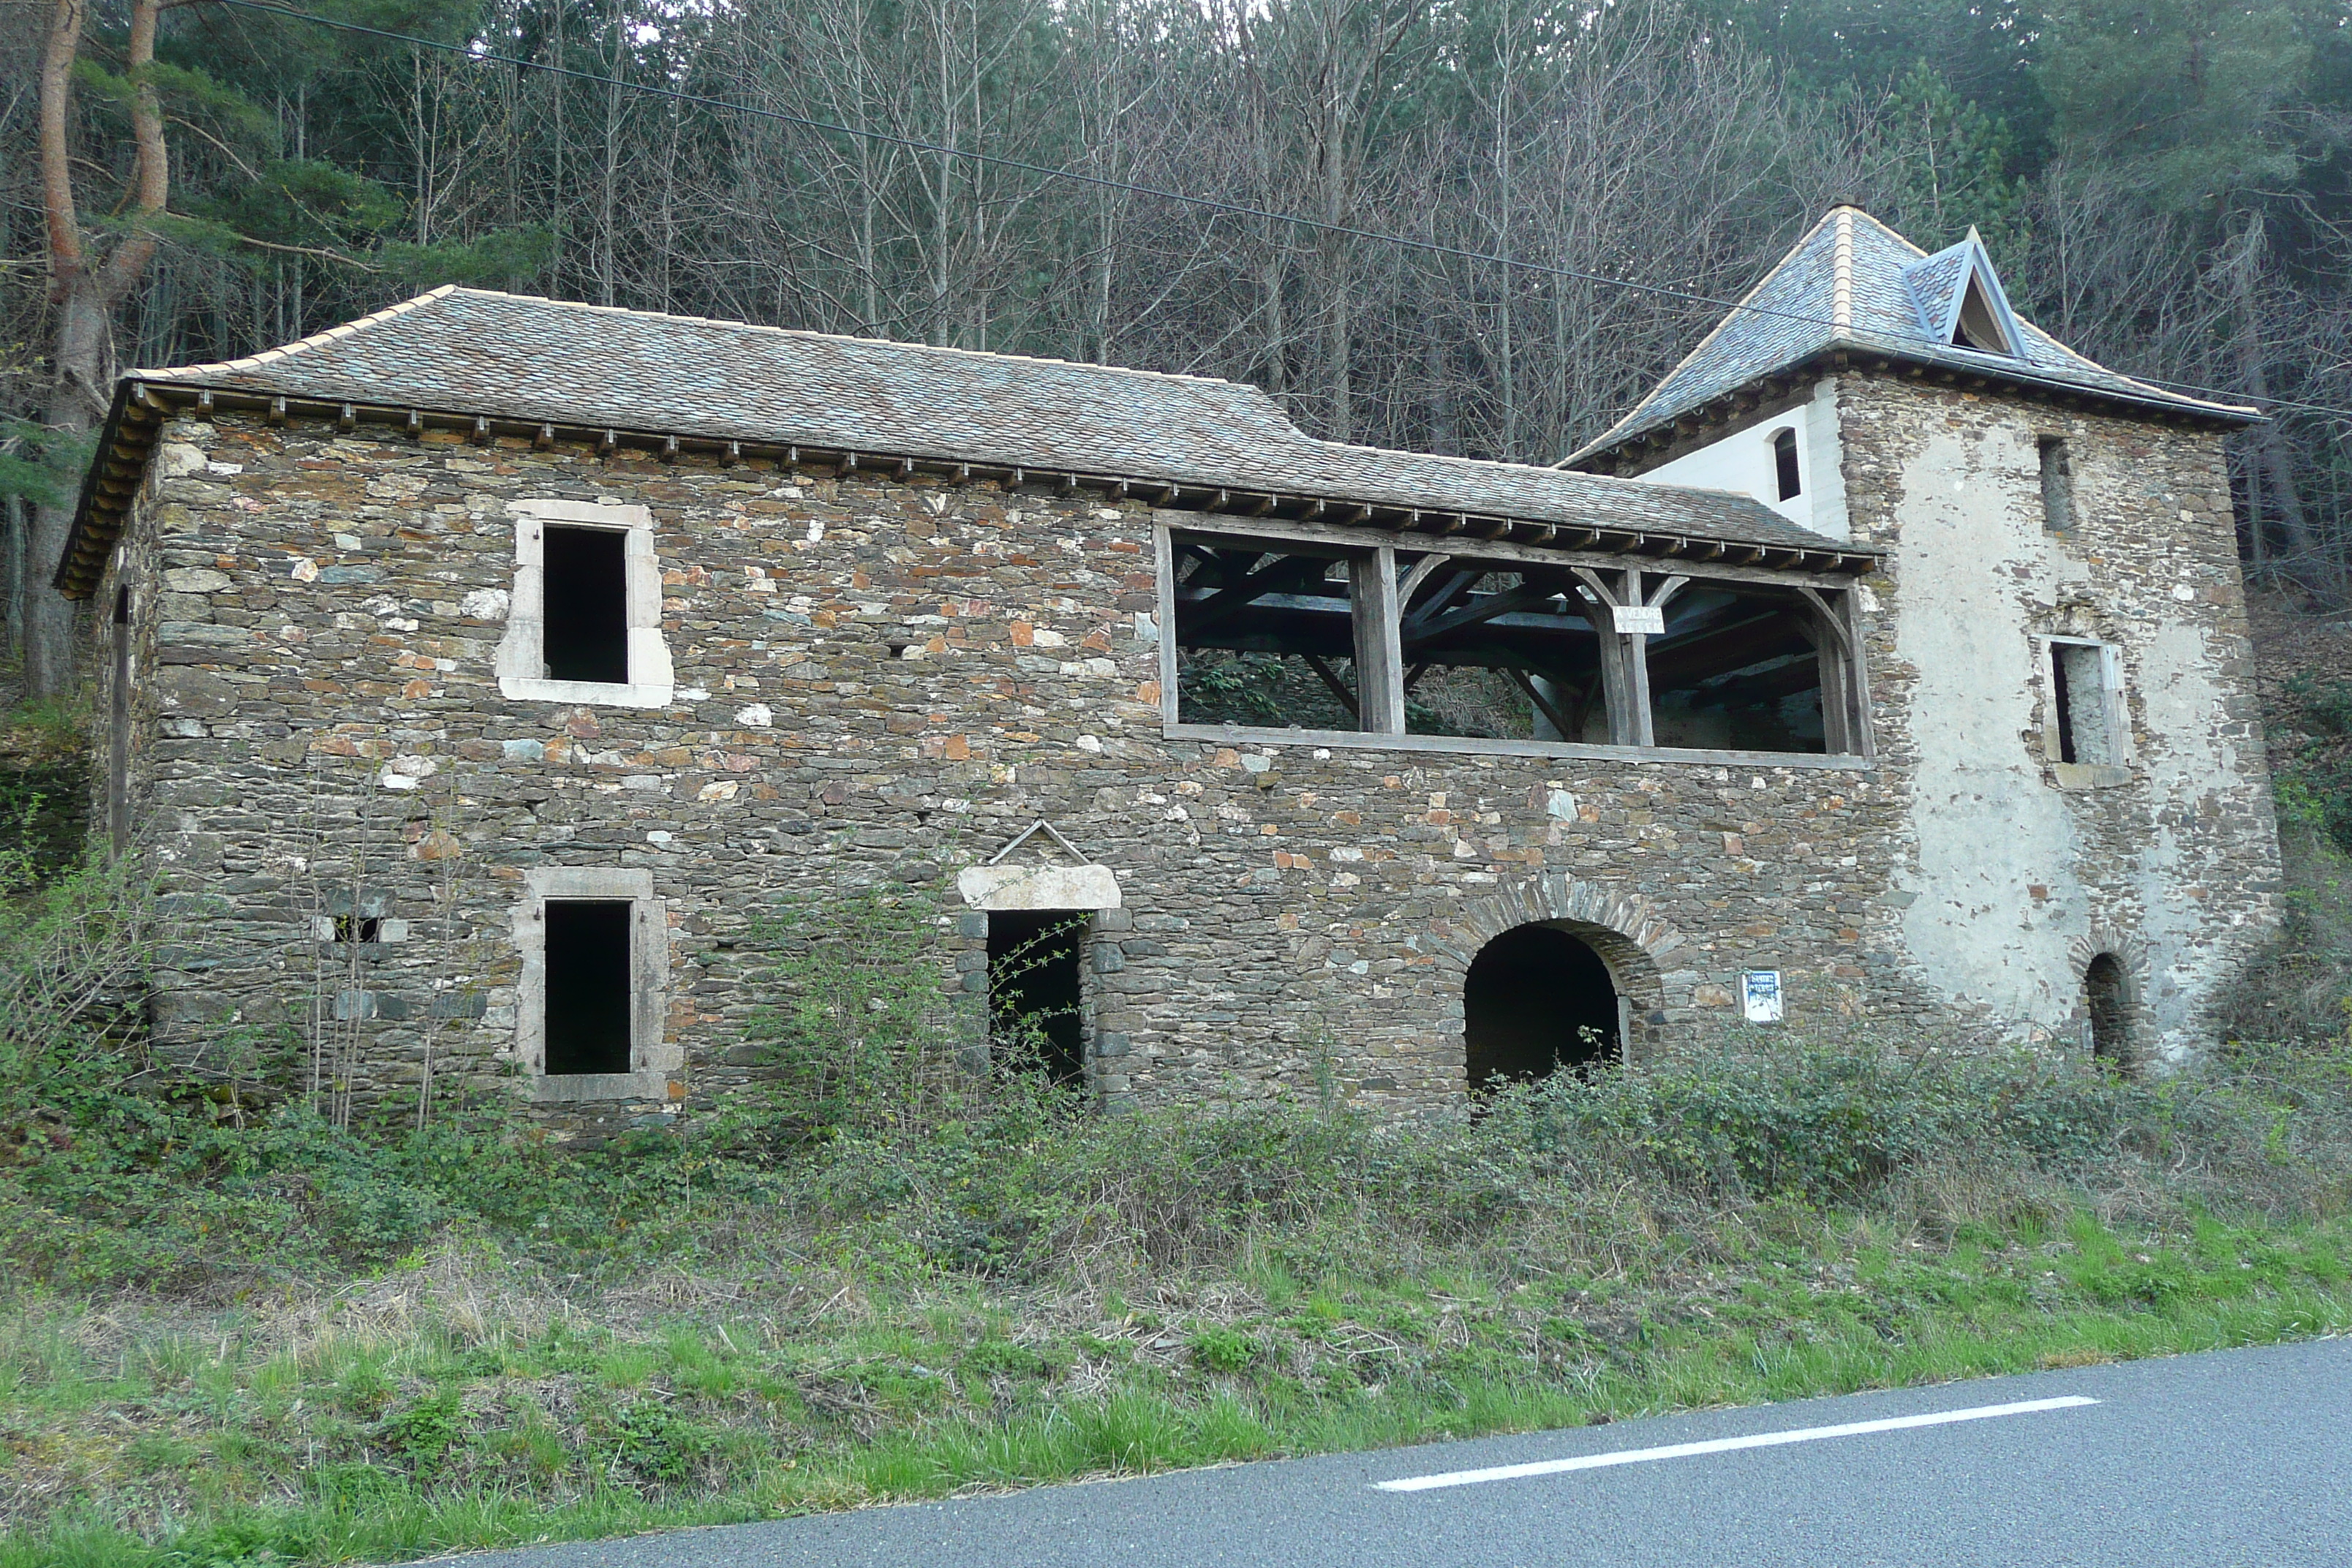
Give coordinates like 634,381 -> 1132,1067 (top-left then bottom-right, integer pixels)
8,0 -> 2352,690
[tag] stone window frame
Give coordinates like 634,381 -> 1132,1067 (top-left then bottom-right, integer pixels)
494,498 -> 675,708
512,866 -> 678,1103
1156,516 -> 1874,771
2038,634 -> 2134,791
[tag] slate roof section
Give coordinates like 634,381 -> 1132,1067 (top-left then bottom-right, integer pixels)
1566,207 -> 2258,470
104,285 -> 1838,553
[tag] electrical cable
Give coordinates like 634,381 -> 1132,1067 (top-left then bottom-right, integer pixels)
195,0 -> 2352,426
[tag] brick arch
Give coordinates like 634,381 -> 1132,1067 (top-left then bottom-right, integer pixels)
1426,874 -> 1689,1061
2065,923 -> 2151,1070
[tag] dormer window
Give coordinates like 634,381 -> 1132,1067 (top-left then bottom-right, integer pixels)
1772,429 -> 1801,501
1901,229 -> 2024,360
1953,271 -> 2016,355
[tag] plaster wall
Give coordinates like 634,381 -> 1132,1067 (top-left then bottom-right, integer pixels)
1637,379 -> 1847,540
1838,378 -> 2279,1063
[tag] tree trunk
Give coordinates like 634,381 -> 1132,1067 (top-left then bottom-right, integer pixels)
32,0 -> 168,698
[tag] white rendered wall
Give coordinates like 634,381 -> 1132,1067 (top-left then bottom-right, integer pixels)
1638,380 -> 1847,541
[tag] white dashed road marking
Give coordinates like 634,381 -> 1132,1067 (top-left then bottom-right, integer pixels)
1374,1395 -> 2100,1493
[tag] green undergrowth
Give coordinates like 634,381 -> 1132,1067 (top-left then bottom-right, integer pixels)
4,1029 -> 2351,1566
3,854 -> 2352,1566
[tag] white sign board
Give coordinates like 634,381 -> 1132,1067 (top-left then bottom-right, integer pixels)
1741,970 -> 1784,1025
1612,604 -> 1666,636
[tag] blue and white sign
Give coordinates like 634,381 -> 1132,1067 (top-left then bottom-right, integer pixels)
1741,969 -> 1784,1025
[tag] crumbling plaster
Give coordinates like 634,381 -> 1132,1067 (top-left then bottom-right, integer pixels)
1844,377 -> 2279,1061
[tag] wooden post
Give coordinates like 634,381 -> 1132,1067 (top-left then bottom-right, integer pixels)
1570,568 -> 1635,746
1621,568 -> 1656,747
1352,547 -> 1405,734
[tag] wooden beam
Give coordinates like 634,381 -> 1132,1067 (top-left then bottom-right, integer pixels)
1300,652 -> 1359,715
1396,551 -> 1454,605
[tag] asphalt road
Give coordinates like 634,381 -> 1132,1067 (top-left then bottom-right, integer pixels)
435,1337 -> 2352,1567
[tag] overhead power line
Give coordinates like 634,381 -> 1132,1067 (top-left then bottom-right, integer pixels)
196,0 -> 2352,426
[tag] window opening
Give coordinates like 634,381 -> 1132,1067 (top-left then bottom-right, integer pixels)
543,900 -> 633,1075
1396,562 -> 1608,742
333,915 -> 382,943
1173,536 -> 1365,731
108,587 -> 130,854
1953,272 -> 2015,354
2048,641 -> 2119,766
543,526 -> 630,684
1464,924 -> 1618,1089
987,911 -> 1085,1086
1772,429 -> 1802,501
2039,438 -> 2073,533
1647,584 -> 1843,754
2084,953 -> 2130,1068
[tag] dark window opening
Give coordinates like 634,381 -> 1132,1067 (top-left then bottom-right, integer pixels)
1465,924 -> 1618,1090
2049,642 -> 2117,766
543,526 -> 630,684
544,900 -> 633,1075
333,915 -> 382,943
1398,563 -> 1609,742
1772,429 -> 1802,501
1953,274 -> 2013,355
1174,536 -> 1365,731
2039,438 -> 2073,533
109,587 -> 131,854
2084,953 -> 2130,1068
1648,584 -> 1841,754
988,911 -> 1085,1086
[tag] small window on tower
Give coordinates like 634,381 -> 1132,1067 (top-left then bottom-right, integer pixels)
1771,429 -> 1801,502
2039,438 -> 2073,533
2048,639 -> 2122,769
543,527 -> 630,684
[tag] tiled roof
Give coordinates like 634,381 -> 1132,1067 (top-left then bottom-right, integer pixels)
1566,207 -> 2259,469
105,286 -> 1842,552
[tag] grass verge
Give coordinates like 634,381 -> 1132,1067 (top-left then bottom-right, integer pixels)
4,1040 -> 2351,1567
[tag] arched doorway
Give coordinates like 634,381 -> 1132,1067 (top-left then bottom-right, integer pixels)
1464,923 -> 1620,1089
2084,951 -> 2131,1069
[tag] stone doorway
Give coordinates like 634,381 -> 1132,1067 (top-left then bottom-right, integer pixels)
1464,923 -> 1621,1089
2084,951 -> 2132,1069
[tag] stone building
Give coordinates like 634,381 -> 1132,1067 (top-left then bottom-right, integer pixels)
59,206 -> 2280,1128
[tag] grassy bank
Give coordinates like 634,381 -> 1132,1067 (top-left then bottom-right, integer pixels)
4,1000 -> 2351,1567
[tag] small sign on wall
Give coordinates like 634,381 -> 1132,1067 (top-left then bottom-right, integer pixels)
1612,604 -> 1666,636
1741,970 -> 1784,1025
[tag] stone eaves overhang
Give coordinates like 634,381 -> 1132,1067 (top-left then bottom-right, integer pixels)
1568,344 -> 2264,478
60,378 -> 1885,599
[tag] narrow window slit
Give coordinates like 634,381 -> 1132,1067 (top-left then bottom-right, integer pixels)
1772,429 -> 1801,501
2039,438 -> 2073,533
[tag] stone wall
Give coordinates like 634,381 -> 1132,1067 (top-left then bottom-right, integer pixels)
84,375 -> 2277,1128
1834,373 -> 2280,1063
